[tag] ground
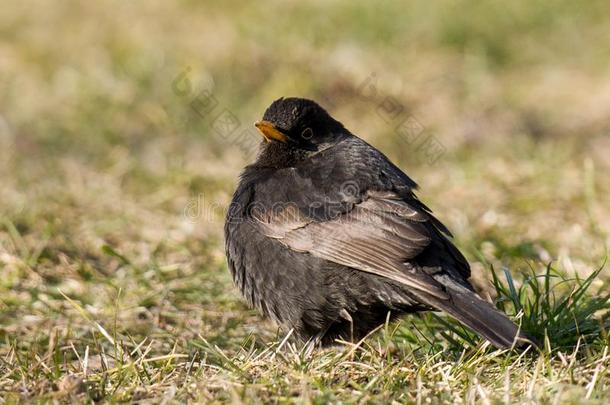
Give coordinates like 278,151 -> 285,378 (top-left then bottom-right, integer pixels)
1,0 -> 609,403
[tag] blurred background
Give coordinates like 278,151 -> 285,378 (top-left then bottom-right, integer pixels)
1,0 -> 609,399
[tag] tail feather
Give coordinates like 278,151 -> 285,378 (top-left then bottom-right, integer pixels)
415,286 -> 534,349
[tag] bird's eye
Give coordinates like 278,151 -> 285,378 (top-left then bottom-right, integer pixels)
301,127 -> 313,140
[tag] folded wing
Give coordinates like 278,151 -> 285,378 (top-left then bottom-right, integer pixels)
253,189 -> 451,299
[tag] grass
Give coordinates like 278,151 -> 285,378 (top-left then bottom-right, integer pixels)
1,256 -> 607,402
1,0 -> 610,403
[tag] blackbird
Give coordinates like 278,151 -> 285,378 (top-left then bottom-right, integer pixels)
225,97 -> 530,349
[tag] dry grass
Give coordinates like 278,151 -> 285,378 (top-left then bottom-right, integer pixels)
1,0 -> 609,403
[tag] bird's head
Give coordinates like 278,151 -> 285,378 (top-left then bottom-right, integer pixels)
254,97 -> 345,155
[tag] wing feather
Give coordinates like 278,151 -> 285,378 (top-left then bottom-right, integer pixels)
253,190 -> 451,299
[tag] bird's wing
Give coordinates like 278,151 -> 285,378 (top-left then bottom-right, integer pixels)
252,189 -> 451,299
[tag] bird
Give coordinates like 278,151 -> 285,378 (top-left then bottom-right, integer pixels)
224,97 -> 531,349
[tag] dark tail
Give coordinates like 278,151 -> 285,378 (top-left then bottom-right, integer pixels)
415,286 -> 536,349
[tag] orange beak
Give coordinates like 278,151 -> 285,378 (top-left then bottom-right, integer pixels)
254,121 -> 288,143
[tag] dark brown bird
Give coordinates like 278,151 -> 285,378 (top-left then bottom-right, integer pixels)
225,97 -> 530,349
